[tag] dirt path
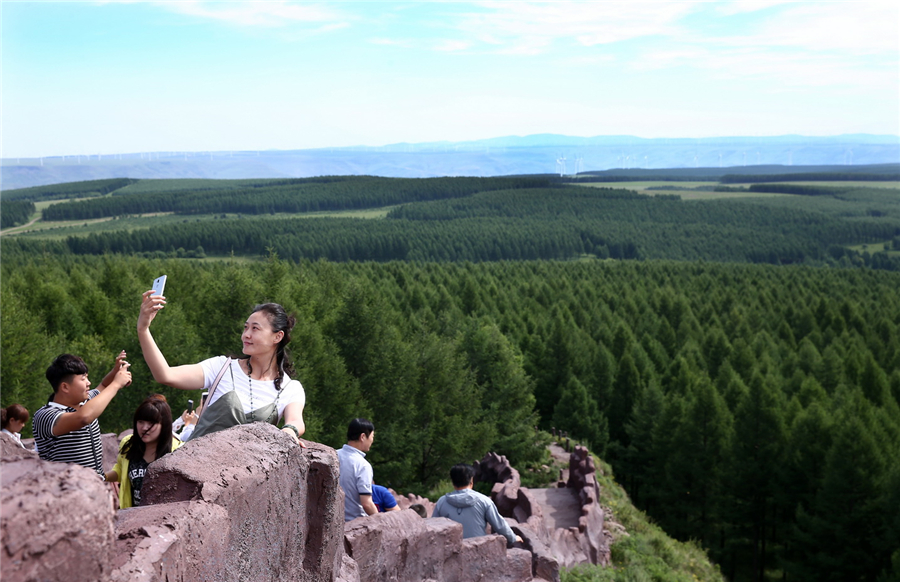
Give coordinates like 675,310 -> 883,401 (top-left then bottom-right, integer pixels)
548,442 -> 570,482
0,214 -> 40,236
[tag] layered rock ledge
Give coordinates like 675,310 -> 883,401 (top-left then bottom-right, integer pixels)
2,425 -> 609,582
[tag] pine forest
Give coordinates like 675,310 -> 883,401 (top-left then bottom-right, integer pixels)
2,167 -> 899,581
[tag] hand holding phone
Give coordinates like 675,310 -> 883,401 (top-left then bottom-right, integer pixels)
151,275 -> 167,297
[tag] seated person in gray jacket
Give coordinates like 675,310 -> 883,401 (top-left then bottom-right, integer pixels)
431,463 -> 523,547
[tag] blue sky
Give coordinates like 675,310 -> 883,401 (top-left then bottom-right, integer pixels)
2,1 -> 898,158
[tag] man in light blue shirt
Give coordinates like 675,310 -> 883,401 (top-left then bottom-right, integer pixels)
337,418 -> 377,522
432,463 -> 522,547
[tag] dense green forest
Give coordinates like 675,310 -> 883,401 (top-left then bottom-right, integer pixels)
4,178 -> 900,269
38,176 -> 549,220
1,255 -> 898,582
580,163 -> 900,181
1,178 -> 139,202
2,171 -> 899,581
0,200 -> 35,228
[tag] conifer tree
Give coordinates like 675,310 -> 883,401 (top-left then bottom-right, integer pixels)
552,374 -> 608,454
726,370 -> 788,582
788,409 -> 888,582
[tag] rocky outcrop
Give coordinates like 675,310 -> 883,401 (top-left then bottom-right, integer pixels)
2,424 -> 342,582
0,433 -> 38,460
124,422 -> 344,581
1,455 -> 115,582
566,445 -> 610,565
344,510 -> 537,582
2,427 -> 610,582
473,447 -> 612,581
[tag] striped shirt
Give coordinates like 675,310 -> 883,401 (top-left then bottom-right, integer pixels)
32,389 -> 104,476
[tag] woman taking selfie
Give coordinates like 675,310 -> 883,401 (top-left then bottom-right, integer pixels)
137,290 -> 306,445
106,395 -> 181,508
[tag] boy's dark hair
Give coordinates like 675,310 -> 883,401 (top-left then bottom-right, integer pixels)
409,503 -> 427,518
347,418 -> 374,442
45,354 -> 89,392
450,463 -> 476,488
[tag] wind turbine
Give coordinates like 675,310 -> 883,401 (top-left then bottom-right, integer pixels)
556,155 -> 567,176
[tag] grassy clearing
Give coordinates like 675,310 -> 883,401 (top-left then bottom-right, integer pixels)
572,181 -> 718,191
669,190 -> 787,200
6,206 -> 394,240
572,181 -> 788,200
561,455 -> 725,582
848,241 -> 900,257
777,180 -> 900,189
116,178 -> 281,194
34,196 -> 105,210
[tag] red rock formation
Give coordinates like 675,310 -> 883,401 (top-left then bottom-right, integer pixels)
0,433 -> 37,460
110,501 -> 230,582
343,509 -> 540,582
471,446 -> 612,581
1,456 -> 115,582
139,422 -> 344,581
2,426 -> 609,582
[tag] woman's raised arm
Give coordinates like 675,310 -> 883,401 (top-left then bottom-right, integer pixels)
138,290 -> 205,390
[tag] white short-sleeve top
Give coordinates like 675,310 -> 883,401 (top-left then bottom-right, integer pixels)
198,356 -> 305,421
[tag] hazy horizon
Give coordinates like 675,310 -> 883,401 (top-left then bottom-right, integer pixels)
2,1 -> 898,160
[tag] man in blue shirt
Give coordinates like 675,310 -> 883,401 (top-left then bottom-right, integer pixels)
337,418 -> 377,521
432,463 -> 522,547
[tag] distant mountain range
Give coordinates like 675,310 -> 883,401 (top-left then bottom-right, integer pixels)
2,134 -> 898,191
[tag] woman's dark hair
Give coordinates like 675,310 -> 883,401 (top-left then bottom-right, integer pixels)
124,395 -> 174,464
1,404 -> 29,429
246,303 -> 296,392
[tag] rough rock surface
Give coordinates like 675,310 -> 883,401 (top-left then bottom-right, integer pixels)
472,447 -> 611,582
110,501 -> 230,582
393,490 -> 436,517
1,456 -> 115,582
0,434 -> 38,460
344,510 -> 539,582
566,445 -> 611,565
2,426 -> 610,582
142,423 -> 343,582
102,432 -> 119,471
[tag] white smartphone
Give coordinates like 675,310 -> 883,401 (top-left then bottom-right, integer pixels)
151,275 -> 167,297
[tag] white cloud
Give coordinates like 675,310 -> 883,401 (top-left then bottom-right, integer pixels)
633,44 -> 895,91
455,1 -> 702,50
433,39 -> 472,52
159,1 -> 349,28
749,2 -> 899,55
369,37 -> 413,48
713,0 -> 795,17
